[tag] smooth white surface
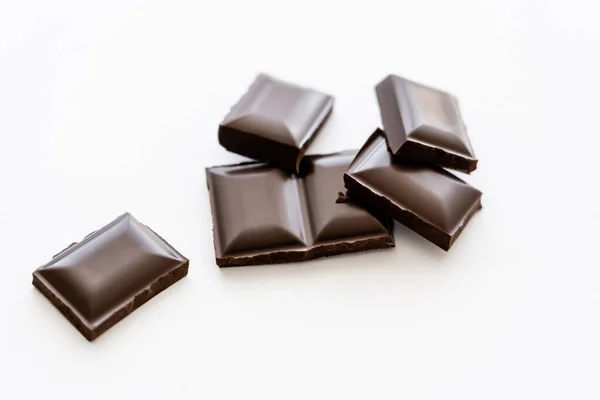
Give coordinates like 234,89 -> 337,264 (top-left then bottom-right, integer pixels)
1,1 -> 599,399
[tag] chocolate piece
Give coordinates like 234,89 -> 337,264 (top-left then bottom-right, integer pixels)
335,191 -> 349,203
32,213 -> 189,341
219,73 -> 334,173
344,130 -> 482,250
376,75 -> 478,172
206,151 -> 394,267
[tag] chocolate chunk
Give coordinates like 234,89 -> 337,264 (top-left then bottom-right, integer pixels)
344,130 -> 482,251
335,191 -> 350,203
32,213 -> 189,341
376,75 -> 478,173
206,151 -> 394,267
218,73 -> 334,173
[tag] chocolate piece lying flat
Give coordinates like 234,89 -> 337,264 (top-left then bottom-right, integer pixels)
32,213 -> 189,341
206,151 -> 394,267
376,75 -> 478,173
219,73 -> 334,173
344,130 -> 482,251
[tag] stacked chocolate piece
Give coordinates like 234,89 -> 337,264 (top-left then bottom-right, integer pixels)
207,73 -> 482,266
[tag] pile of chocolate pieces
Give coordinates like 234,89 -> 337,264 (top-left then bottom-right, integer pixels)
208,73 -> 482,267
31,72 -> 482,341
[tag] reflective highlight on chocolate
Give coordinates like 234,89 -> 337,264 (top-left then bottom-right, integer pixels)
219,73 -> 334,173
32,213 -> 189,341
206,151 -> 394,267
344,130 -> 482,250
376,75 -> 477,172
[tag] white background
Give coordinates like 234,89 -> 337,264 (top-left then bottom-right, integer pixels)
1,0 -> 599,399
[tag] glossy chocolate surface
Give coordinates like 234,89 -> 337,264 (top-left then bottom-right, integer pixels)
344,130 -> 482,250
376,75 -> 477,172
219,74 -> 334,173
32,213 -> 189,341
206,151 -> 394,267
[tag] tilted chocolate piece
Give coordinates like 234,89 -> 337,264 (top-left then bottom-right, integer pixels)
206,151 -> 394,267
32,213 -> 189,341
344,130 -> 482,250
219,73 -> 334,173
376,74 -> 478,172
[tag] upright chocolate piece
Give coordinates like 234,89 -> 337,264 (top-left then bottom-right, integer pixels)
219,74 -> 334,173
376,75 -> 478,172
344,130 -> 482,250
32,213 -> 189,341
206,151 -> 394,267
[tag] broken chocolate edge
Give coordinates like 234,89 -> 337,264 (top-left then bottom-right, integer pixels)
216,231 -> 395,267
344,170 -> 481,251
206,156 -> 395,267
32,262 -> 189,341
32,214 -> 190,341
396,139 -> 478,173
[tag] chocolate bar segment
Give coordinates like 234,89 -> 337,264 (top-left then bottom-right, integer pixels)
376,75 -> 477,172
344,130 -> 482,250
219,73 -> 334,173
32,213 -> 189,341
206,151 -> 394,267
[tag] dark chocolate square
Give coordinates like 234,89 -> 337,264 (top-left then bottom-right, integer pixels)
218,74 -> 334,173
376,75 -> 478,173
32,213 -> 189,341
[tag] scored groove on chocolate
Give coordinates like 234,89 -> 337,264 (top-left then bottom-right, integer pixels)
206,151 -> 394,267
32,213 -> 189,341
376,74 -> 478,172
344,130 -> 482,251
